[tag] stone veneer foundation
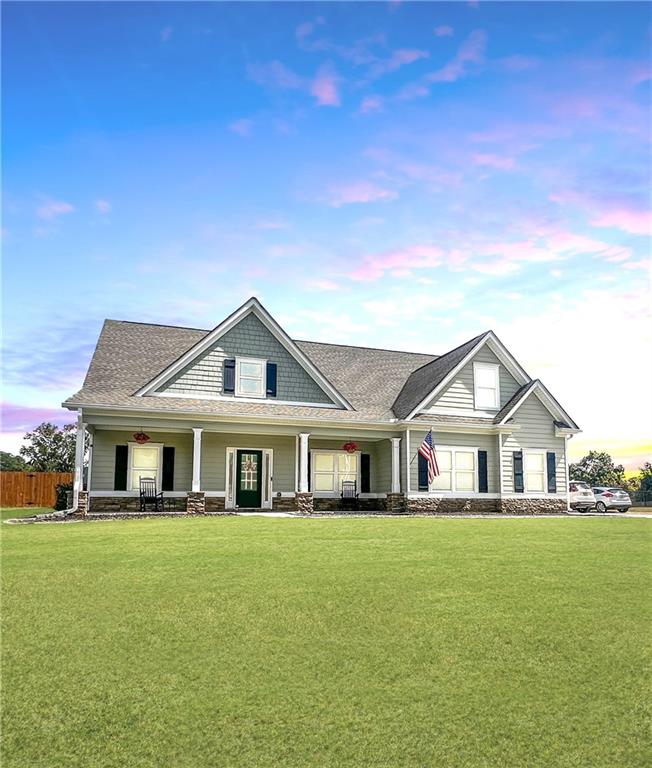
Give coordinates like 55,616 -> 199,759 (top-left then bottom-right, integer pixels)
74,490 -> 89,517
407,497 -> 567,515
498,497 -> 567,515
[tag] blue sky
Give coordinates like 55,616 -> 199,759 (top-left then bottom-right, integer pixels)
2,1 -> 651,468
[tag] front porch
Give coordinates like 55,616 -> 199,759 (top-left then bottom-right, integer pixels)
77,417 -> 405,515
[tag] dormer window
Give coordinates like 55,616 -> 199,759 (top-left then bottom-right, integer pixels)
473,362 -> 500,410
236,357 -> 266,398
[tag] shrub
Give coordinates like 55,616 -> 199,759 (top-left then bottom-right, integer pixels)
54,482 -> 73,511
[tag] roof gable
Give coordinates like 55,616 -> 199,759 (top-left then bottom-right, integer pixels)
135,298 -> 353,409
494,379 -> 580,430
393,331 -> 531,420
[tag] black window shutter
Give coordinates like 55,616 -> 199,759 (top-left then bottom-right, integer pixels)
266,362 -> 277,397
361,453 -> 371,493
418,453 -> 429,491
513,451 -> 524,493
478,450 -> 488,493
307,451 -> 311,492
114,445 -> 128,490
162,446 -> 175,491
223,358 -> 235,393
547,452 -> 556,493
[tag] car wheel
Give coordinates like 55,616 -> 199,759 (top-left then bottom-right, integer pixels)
621,508 -> 629,513
596,501 -> 607,513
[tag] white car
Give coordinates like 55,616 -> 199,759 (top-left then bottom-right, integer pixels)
569,481 -> 596,512
591,487 -> 631,513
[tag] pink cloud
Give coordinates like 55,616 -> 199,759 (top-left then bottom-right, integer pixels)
326,181 -> 397,207
369,48 -> 429,78
359,95 -> 384,114
351,244 -> 444,281
229,118 -> 253,137
427,29 -> 486,83
36,200 -> 75,220
310,64 -> 341,106
590,209 -> 651,236
248,60 -> 304,91
473,153 -> 516,170
95,199 -> 111,214
434,25 -> 454,37
307,279 -> 340,291
1,403 -> 73,432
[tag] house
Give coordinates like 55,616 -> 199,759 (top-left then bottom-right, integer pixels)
63,297 -> 580,516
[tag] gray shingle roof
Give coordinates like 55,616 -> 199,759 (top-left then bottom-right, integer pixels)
64,320 -> 438,423
492,381 -> 537,424
392,332 -> 490,419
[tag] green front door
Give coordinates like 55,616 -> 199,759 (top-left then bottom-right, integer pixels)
236,450 -> 263,508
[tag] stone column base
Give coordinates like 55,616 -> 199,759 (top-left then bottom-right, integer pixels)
295,492 -> 314,515
187,491 -> 206,515
74,490 -> 89,517
386,492 -> 406,514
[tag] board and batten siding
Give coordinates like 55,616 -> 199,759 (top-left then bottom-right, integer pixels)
158,312 -> 334,404
501,393 -> 566,493
91,430 -> 193,491
408,429 -> 499,493
200,433 -> 296,493
424,346 -> 521,413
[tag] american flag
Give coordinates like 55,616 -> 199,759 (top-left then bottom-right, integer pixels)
418,430 -> 440,484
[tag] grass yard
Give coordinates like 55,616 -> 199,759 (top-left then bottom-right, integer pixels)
2,516 -> 650,768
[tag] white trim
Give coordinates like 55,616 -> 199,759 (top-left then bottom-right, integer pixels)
498,433 -> 505,495
564,435 -> 571,510
427,445 -> 479,493
405,429 -> 411,494
127,441 -> 164,492
522,449 -> 548,494
151,391 -> 341,408
90,490 -> 187,498
473,361 -> 500,411
235,356 -> 267,399
73,413 -> 86,507
134,297 -> 353,410
310,448 -> 361,497
298,433 -> 310,493
191,428 -> 203,492
424,405 -> 502,418
391,437 -> 401,494
405,332 -> 530,421
294,435 -> 299,493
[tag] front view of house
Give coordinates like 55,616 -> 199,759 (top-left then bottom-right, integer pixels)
64,297 -> 580,515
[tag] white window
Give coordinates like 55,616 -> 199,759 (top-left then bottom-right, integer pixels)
128,443 -> 163,491
235,357 -> 266,398
473,362 -> 500,410
524,451 -> 546,493
429,447 -> 477,492
311,451 -> 359,495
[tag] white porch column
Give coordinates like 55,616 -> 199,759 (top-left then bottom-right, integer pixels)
405,429 -> 411,494
298,432 -> 310,493
497,433 -> 505,495
72,413 -> 86,507
391,438 -> 401,493
192,428 -> 203,492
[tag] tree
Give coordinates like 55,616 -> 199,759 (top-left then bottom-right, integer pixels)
637,461 -> 652,495
569,451 -> 627,487
0,451 -> 27,471
19,422 -> 77,472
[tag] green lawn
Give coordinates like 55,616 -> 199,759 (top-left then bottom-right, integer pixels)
2,517 -> 650,768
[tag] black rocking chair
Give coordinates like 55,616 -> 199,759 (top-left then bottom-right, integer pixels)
139,477 -> 164,513
340,480 -> 359,512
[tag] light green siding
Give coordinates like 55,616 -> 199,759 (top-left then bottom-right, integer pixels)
408,429 -> 500,493
501,393 -> 566,493
91,430 -> 193,491
308,439 -> 394,493
424,346 -> 521,412
159,313 -> 334,404
200,433 -> 296,493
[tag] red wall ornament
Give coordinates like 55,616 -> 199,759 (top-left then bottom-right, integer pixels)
342,441 -> 358,453
133,431 -> 151,444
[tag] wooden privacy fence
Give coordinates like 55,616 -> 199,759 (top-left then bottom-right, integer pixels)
0,472 -> 74,508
